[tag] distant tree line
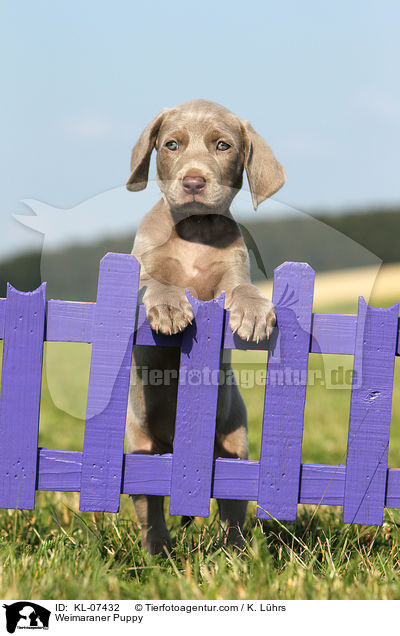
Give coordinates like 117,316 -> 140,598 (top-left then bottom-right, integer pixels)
0,206 -> 398,300
318,207 -> 400,265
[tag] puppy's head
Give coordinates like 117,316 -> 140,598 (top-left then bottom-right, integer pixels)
126,99 -> 285,213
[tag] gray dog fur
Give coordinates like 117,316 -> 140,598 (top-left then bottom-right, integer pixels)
125,99 -> 285,554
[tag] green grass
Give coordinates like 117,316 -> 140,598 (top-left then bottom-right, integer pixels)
2,335 -> 400,600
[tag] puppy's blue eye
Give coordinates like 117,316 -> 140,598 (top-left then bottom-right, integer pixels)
166,140 -> 178,151
216,141 -> 231,151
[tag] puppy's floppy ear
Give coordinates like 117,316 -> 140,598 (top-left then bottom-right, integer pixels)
241,120 -> 286,210
126,109 -> 168,191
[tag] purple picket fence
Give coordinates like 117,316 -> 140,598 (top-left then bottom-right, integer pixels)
0,251 -> 399,527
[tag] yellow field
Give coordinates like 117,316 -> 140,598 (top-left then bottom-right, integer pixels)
257,262 -> 400,313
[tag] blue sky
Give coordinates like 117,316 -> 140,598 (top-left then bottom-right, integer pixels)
2,1 -> 400,257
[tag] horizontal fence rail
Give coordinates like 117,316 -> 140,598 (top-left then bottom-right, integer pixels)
2,300 -> 398,356
0,252 -> 399,527
34,449 -> 400,509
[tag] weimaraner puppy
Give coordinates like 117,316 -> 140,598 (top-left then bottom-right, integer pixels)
125,99 -> 285,554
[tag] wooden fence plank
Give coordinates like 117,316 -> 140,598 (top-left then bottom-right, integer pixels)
46,301 -> 94,343
386,469 -> 400,508
0,284 -> 46,509
123,454 -> 173,496
299,464 -> 345,506
257,262 -> 315,520
310,314 -> 357,355
343,298 -> 398,525
79,253 -> 140,512
169,293 -> 225,517
38,449 -> 83,491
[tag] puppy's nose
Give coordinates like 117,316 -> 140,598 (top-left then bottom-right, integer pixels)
182,174 -> 206,194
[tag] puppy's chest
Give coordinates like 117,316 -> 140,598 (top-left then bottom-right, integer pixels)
162,240 -> 226,299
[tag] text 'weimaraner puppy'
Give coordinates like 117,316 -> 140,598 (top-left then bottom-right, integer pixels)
125,99 -> 285,554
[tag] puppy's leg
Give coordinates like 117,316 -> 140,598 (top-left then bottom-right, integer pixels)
217,499 -> 247,548
126,413 -> 172,554
216,426 -> 248,548
132,494 -> 171,555
126,345 -> 179,555
215,371 -> 248,548
126,389 -> 171,555
126,410 -> 172,555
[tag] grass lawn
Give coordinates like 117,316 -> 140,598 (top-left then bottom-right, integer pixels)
1,268 -> 400,600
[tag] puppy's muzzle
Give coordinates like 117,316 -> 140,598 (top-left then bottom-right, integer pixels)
182,174 -> 206,195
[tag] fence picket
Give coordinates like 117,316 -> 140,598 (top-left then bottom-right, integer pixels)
257,262 -> 315,520
343,298 -> 398,525
169,293 -> 225,517
0,284 -> 46,509
79,253 -> 140,512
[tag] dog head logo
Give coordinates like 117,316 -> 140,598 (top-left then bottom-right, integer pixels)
3,602 -> 50,633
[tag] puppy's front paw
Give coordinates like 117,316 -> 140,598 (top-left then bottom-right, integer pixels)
146,294 -> 194,335
229,285 -> 275,342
